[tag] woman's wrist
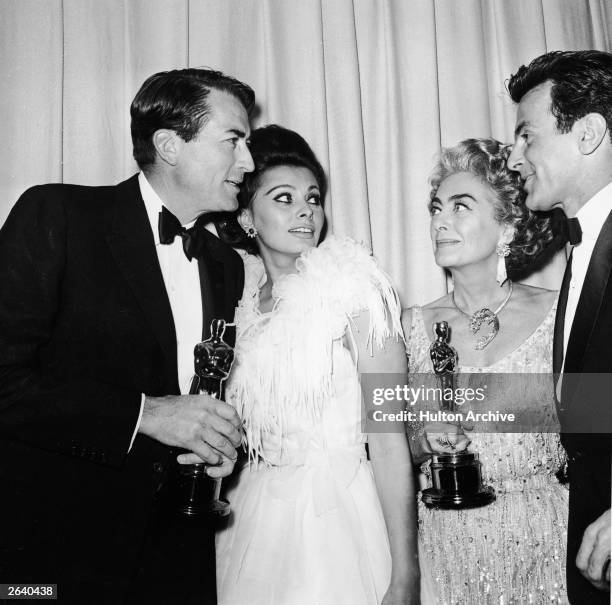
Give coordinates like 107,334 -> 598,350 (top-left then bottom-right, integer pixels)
390,561 -> 421,587
406,419 -> 430,464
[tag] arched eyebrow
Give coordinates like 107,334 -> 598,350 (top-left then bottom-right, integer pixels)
226,128 -> 248,138
265,184 -> 296,195
265,184 -> 320,195
430,193 -> 477,205
448,193 -> 477,202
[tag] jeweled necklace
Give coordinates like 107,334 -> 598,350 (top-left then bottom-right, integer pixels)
452,281 -> 513,350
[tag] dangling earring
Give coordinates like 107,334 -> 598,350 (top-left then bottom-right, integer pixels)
495,242 -> 510,286
246,226 -> 258,239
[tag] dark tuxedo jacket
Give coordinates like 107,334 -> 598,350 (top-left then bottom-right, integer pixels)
0,175 -> 244,604
556,210 -> 612,604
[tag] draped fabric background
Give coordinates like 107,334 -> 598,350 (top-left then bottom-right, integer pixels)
2,0 -> 611,304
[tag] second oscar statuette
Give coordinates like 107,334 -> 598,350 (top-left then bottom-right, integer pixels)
421,321 -> 495,509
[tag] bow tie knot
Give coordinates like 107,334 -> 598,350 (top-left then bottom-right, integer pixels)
565,217 -> 582,245
551,209 -> 582,246
158,206 -> 204,260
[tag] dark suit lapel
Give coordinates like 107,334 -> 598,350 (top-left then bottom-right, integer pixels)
553,251 -> 572,375
197,229 -> 242,340
565,210 -> 612,373
197,251 -> 215,340
105,176 -> 178,374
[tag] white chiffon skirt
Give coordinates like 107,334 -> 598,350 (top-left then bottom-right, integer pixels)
216,456 -> 437,604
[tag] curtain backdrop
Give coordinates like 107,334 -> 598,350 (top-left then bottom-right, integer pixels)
2,0 -> 611,305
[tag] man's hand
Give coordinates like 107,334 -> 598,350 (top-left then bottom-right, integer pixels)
139,394 -> 242,477
576,508 -> 611,591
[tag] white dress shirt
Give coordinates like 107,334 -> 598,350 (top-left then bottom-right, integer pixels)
129,173 -> 203,448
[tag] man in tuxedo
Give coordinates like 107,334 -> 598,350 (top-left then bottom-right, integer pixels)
0,68 -> 254,604
508,50 -> 612,604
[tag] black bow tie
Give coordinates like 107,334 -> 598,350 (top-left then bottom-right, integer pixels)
158,206 -> 205,260
565,217 -> 582,245
551,209 -> 582,246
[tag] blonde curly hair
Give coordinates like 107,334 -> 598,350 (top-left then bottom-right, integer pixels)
429,138 -> 553,276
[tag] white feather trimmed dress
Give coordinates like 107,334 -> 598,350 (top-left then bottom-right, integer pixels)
215,236 -> 404,605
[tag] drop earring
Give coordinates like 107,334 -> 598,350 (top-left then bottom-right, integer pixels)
495,242 -> 510,286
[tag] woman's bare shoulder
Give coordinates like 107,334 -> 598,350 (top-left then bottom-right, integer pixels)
503,283 -> 557,332
512,282 -> 557,309
409,294 -> 458,336
402,295 -> 452,338
422,292 -> 452,310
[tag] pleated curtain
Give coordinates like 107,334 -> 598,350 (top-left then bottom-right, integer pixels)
2,0 -> 611,304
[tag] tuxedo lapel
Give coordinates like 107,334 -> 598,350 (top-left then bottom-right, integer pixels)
553,250 -> 573,376
198,229 -> 239,340
565,210 -> 612,374
105,176 -> 178,376
197,253 -> 215,341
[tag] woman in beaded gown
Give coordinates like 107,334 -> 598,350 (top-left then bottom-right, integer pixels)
216,125 -> 427,604
403,139 -> 569,604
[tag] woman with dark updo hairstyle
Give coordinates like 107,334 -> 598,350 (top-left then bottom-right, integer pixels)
216,125 -> 427,604
402,138 -> 569,603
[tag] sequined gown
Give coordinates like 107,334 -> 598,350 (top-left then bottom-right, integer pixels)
406,304 -> 569,604
216,237 -> 431,605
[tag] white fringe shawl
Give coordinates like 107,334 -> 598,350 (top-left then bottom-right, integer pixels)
226,236 -> 403,464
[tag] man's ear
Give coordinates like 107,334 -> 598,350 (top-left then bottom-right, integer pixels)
577,113 -> 608,155
152,129 -> 180,166
237,208 -> 253,233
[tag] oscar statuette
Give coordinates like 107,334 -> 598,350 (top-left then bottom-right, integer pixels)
164,318 -> 235,518
421,321 -> 495,509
